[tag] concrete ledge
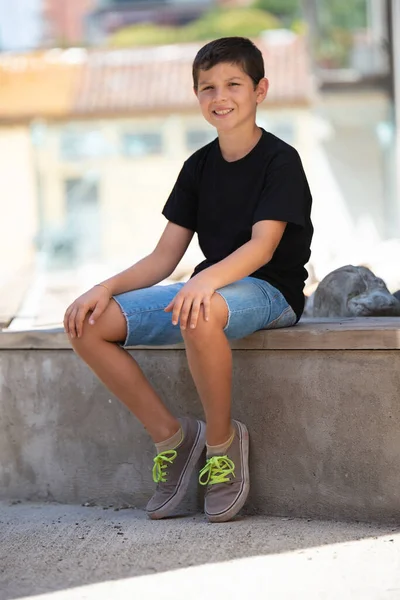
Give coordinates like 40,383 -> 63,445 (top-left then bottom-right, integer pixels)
1,317 -> 400,350
1,318 -> 400,523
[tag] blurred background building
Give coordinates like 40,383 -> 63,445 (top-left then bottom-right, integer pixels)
43,0 -> 96,47
0,0 -> 43,51
0,0 -> 399,328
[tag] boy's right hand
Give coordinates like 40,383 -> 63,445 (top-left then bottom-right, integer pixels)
64,285 -> 111,339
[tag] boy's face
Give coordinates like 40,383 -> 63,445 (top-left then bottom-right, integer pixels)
194,62 -> 268,133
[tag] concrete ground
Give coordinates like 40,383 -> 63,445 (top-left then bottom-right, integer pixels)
1,502 -> 400,600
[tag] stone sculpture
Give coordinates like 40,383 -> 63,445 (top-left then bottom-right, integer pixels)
306,265 -> 400,318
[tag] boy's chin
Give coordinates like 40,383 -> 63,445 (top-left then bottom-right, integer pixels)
215,123 -> 241,136
211,118 -> 237,133
204,114 -> 235,130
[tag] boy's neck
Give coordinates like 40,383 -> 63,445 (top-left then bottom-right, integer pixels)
218,125 -> 262,163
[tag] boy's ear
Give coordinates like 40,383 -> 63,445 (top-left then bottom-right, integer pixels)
256,78 -> 269,104
193,86 -> 199,98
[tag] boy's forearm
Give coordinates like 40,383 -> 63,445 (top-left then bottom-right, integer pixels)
198,239 -> 271,290
98,252 -> 175,296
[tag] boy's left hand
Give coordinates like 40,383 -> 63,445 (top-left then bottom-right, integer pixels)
164,276 -> 215,330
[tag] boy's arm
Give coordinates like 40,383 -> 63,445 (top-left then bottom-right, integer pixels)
199,220 -> 286,289
164,220 -> 286,329
64,221 -> 194,338
99,222 -> 194,296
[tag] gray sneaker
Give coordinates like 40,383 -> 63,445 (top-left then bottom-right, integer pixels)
199,420 -> 250,523
146,417 -> 206,520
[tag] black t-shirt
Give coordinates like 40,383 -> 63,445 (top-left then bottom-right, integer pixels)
162,128 -> 313,320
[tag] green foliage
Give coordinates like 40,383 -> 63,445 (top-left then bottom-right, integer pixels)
110,23 -> 178,47
318,0 -> 367,31
182,7 -> 281,40
316,28 -> 353,67
252,0 -> 300,19
290,19 -> 307,36
316,0 -> 368,67
109,7 -> 281,47
252,0 -> 367,30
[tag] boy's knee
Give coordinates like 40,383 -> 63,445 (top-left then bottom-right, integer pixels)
181,319 -> 214,346
68,301 -> 127,349
67,315 -> 95,349
181,296 -> 227,342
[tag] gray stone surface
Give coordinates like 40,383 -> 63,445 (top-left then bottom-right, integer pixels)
312,265 -> 400,317
2,317 -> 400,350
1,339 -> 400,522
1,502 -> 399,600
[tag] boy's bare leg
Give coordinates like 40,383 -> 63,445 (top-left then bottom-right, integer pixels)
182,294 -> 250,523
181,294 -> 232,446
69,300 -> 180,444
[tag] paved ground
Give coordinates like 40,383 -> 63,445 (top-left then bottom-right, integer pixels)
1,502 -> 400,599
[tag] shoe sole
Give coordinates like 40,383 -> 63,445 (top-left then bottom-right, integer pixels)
147,420 -> 206,520
205,420 -> 250,523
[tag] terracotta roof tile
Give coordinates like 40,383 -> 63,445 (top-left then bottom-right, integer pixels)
74,36 -> 313,115
73,45 -> 199,115
0,49 -> 83,121
0,35 -> 314,121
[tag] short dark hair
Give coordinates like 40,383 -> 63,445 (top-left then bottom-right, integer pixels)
192,37 -> 265,90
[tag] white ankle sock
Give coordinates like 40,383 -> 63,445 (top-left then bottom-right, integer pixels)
206,427 -> 235,458
155,426 -> 183,454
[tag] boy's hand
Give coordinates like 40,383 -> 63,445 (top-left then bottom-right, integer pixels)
164,275 -> 215,329
64,285 -> 111,339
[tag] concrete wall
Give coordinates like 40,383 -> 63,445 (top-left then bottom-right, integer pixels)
1,318 -> 400,523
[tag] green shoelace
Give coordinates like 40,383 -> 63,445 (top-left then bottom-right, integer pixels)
199,455 -> 235,486
152,450 -> 177,483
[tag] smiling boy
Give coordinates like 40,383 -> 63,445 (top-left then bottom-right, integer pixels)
65,37 -> 313,523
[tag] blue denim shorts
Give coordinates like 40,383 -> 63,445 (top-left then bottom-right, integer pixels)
113,276 -> 297,347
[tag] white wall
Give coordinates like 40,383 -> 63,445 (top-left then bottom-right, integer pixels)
0,126 -> 37,278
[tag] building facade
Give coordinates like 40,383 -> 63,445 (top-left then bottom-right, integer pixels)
0,36 -> 314,277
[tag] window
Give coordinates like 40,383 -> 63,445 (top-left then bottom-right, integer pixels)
49,176 -> 102,264
122,132 -> 163,157
65,177 -> 99,213
186,129 -> 215,152
60,129 -> 110,161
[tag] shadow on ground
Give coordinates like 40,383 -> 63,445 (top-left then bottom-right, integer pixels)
1,501 -> 399,600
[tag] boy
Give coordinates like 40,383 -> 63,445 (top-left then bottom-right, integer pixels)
64,36 -> 313,523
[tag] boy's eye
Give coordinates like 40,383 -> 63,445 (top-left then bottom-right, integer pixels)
200,83 -> 239,91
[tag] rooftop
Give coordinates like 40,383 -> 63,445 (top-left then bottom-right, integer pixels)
0,33 -> 314,122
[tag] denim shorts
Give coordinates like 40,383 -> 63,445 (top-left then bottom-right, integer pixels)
113,276 -> 297,347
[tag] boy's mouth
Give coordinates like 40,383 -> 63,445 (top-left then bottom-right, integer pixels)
212,109 -> 234,116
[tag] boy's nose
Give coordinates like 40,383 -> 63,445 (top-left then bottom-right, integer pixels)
213,88 -> 228,102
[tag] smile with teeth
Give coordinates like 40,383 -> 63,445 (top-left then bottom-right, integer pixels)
213,108 -> 234,115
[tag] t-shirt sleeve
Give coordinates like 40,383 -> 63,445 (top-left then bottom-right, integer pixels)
252,150 -> 307,228
162,161 -> 198,231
